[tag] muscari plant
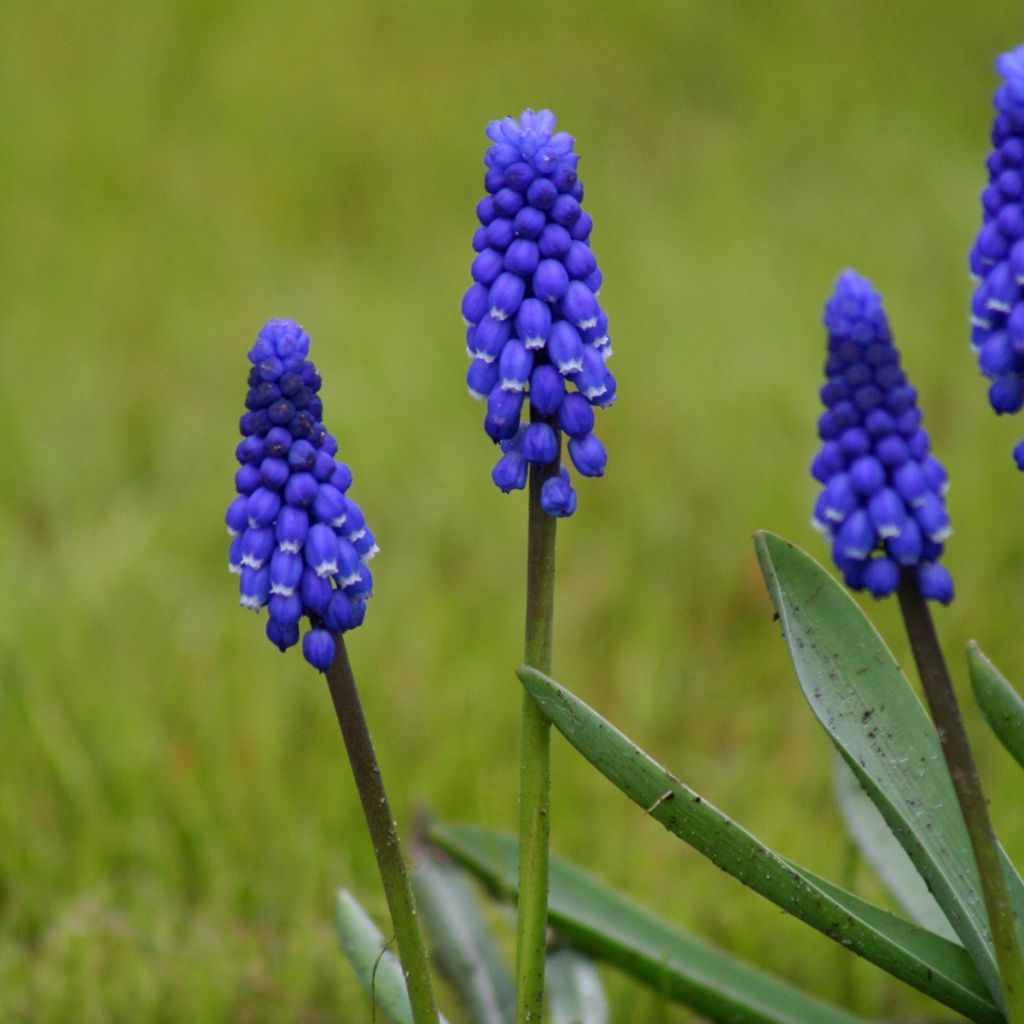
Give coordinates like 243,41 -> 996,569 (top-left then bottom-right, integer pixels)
231,47 -> 1024,1024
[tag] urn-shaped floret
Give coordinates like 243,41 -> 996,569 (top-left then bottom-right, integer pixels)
812,272 -> 953,603
227,319 -> 377,669
463,109 -> 615,516
971,45 -> 1024,461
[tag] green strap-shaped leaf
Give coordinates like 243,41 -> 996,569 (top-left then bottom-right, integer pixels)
968,642 -> 1024,772
756,530 -> 1024,1011
546,948 -> 609,1024
832,752 -> 957,941
432,824 -> 902,1024
412,847 -> 515,1024
512,667 -> 1001,1023
335,888 -> 452,1024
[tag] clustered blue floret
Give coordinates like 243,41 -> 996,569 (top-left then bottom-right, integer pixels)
812,271 -> 954,604
970,45 -> 1024,466
226,319 -> 377,671
462,109 -> 615,517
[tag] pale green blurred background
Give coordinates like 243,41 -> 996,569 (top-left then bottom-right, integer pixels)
2,2 -> 1023,1021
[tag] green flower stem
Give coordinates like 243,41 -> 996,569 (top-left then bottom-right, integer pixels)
324,636 -> 439,1024
897,573 -> 1024,1021
517,453 -> 560,1023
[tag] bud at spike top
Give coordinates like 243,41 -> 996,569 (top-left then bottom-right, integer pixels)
227,319 -> 377,670
463,109 -> 615,516
813,271 -> 954,604
971,45 -> 1024,459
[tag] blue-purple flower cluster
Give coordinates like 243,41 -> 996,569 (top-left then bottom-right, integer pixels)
812,271 -> 954,603
226,319 -> 377,671
970,45 -> 1024,466
462,109 -> 615,517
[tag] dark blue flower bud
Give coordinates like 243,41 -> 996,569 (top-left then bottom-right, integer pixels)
302,628 -> 336,671
275,505 -> 309,552
540,471 -> 577,517
334,538 -> 363,587
561,280 -> 599,331
485,386 -> 524,441
539,224 -> 572,259
240,566 -> 270,610
551,194 -> 581,227
229,535 -> 244,574
568,433 -> 607,477
470,315 -> 512,362
571,345 -> 608,399
490,272 -> 526,320
462,283 -> 490,325
499,340 -> 534,391
305,523 -> 340,578
505,239 -> 540,276
516,298 -> 552,350
529,365 -> 565,416
259,457 -> 290,491
468,357 -> 499,399
331,463 -> 352,492
312,450 -> 336,483
548,320 -> 584,374
533,259 -> 570,303
339,498 -> 365,541
513,206 -> 546,238
564,242 -> 597,281
323,589 -> 362,632
864,557 -> 900,598
558,393 -> 595,438
813,272 -> 952,599
354,529 -> 378,561
916,563 -> 954,604
284,471 -> 318,507
235,464 -> 261,495
266,617 -> 299,652
526,177 -> 558,210
236,436 -> 264,464
299,567 -> 332,615
522,423 -> 558,464
472,248 -> 504,285
268,592 -> 303,626
270,549 -> 303,596
312,484 -> 347,527
493,450 -> 528,491
226,495 -> 249,536
345,565 -> 373,600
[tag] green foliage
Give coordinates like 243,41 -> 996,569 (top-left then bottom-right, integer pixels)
412,847 -> 515,1024
832,754 -> 955,941
432,824 -> 876,1024
756,531 -> 1024,1011
3,2 -> 1024,1020
969,643 -> 1024,771
514,668 -> 1000,1021
335,888 -> 450,1024
545,949 -> 609,1024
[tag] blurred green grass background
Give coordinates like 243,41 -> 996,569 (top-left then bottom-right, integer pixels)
2,1 -> 1023,1020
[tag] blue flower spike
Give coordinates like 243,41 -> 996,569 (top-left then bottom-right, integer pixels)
227,319 -> 377,670
464,109 -> 614,516
971,45 -> 1024,457
812,271 -> 954,604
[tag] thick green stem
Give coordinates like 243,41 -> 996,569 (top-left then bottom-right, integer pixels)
325,637 -> 439,1024
516,456 -> 559,1023
897,574 -> 1024,1021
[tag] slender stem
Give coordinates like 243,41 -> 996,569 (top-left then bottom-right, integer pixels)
897,573 -> 1024,1021
325,637 -> 439,1024
516,454 -> 559,1023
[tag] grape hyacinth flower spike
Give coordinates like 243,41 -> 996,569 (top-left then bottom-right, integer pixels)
226,318 -> 377,671
813,273 -> 1024,1016
226,319 -> 438,1024
463,109 -> 615,1022
812,271 -> 954,604
462,107 -> 615,518
971,44 -> 1024,467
